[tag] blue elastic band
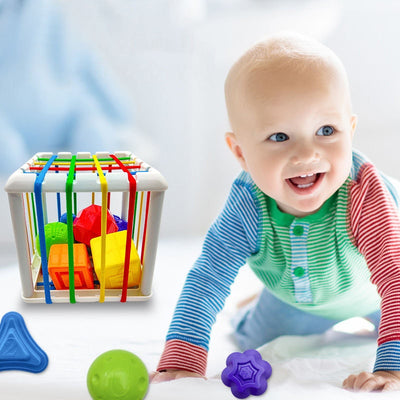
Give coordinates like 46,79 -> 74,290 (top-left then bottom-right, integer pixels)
34,155 -> 57,304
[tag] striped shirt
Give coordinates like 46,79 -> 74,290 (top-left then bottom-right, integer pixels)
158,150 -> 400,374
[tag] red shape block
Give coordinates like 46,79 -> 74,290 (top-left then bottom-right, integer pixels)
73,205 -> 118,246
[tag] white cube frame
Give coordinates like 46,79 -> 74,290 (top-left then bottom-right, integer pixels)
5,151 -> 167,304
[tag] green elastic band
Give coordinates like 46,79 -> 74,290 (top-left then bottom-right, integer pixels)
66,156 -> 77,304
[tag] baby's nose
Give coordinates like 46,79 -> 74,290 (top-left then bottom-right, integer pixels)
290,142 -> 320,164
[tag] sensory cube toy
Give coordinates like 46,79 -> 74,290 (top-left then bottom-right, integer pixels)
5,151 -> 167,304
48,243 -> 94,290
90,231 -> 141,289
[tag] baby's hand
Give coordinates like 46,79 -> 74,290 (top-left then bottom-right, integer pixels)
150,369 -> 205,383
343,370 -> 400,392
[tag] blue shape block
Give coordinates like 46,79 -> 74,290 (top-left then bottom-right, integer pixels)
0,312 -> 48,373
59,212 -> 76,224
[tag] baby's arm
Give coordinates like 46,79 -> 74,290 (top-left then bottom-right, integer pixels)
343,371 -> 400,391
153,177 -> 259,381
349,163 -> 400,391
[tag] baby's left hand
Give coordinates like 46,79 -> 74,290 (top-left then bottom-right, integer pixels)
343,370 -> 400,392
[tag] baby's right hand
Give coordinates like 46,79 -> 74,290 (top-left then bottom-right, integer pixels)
150,369 -> 205,383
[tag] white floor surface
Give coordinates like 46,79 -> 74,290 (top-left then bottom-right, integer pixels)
0,237 -> 398,399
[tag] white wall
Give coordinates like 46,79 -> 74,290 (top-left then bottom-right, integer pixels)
2,0 -> 400,248
56,0 -> 346,238
323,0 -> 400,176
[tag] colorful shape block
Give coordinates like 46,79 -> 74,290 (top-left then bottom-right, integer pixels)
221,349 -> 272,398
113,214 -> 128,231
73,205 -> 118,246
59,212 -> 76,224
48,243 -> 94,290
35,222 -> 68,257
0,312 -> 48,373
90,231 -> 141,289
87,350 -> 149,400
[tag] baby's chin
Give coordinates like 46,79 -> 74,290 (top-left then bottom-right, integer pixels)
276,197 -> 327,217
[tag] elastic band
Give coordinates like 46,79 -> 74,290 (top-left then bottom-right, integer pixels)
110,155 -> 137,302
55,164 -> 61,221
141,192 -> 151,266
30,193 -> 37,236
25,193 -> 34,257
34,154 -> 57,304
136,192 -> 144,252
66,156 -> 76,303
92,155 -> 108,303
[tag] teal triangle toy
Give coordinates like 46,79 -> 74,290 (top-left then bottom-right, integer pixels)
0,312 -> 48,373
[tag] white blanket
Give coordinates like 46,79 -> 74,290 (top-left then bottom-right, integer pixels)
150,333 -> 400,400
0,238 -> 398,399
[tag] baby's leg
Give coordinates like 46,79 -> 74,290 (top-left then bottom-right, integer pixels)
232,288 -> 340,350
364,309 -> 381,331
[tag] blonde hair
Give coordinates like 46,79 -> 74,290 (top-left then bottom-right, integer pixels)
225,32 -> 350,129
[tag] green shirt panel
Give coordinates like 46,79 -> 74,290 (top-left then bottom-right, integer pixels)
248,179 -> 381,320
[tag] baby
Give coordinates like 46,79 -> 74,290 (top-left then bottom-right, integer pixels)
152,32 -> 400,391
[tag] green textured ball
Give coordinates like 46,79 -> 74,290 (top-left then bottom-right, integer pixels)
35,222 -> 69,257
87,350 -> 149,400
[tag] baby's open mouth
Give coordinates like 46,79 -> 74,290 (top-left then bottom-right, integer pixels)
287,173 -> 324,190
289,173 -> 319,188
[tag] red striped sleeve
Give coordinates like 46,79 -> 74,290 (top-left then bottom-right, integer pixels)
349,163 -> 400,345
157,339 -> 208,376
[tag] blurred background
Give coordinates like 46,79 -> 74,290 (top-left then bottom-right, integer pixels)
1,0 -> 399,254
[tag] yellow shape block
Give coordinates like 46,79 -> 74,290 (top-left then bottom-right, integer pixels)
90,231 -> 141,289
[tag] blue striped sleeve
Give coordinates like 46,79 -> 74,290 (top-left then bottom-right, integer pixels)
166,174 -> 260,351
374,341 -> 400,371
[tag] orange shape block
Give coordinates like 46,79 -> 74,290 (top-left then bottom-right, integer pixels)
90,231 -> 141,289
48,244 -> 94,290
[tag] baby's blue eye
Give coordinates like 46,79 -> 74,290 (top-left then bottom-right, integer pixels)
269,132 -> 289,142
316,125 -> 334,136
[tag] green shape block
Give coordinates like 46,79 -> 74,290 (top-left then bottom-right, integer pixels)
35,222 -> 69,257
87,350 -> 149,400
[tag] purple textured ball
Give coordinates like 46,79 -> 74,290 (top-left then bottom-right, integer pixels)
221,349 -> 272,398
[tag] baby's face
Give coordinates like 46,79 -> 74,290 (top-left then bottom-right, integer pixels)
227,63 -> 356,217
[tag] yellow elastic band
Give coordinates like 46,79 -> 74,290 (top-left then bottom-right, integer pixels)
25,193 -> 34,256
92,155 -> 108,303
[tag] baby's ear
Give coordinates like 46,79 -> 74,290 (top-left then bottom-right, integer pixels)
225,132 -> 248,171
